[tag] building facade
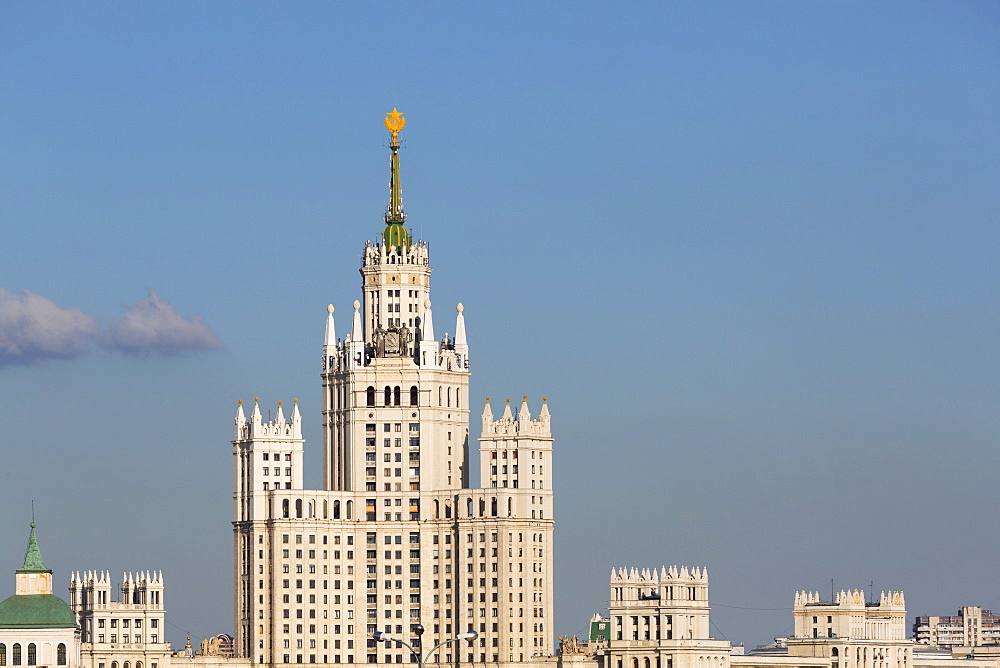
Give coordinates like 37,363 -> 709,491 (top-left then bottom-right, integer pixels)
913,608 -> 1000,649
70,571 -> 171,668
595,566 -> 733,668
786,590 -> 911,668
232,110 -> 555,668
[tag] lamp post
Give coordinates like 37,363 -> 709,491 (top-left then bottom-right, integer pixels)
372,624 -> 478,668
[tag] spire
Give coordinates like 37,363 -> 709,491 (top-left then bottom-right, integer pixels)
518,395 -> 531,421
422,300 -> 435,340
18,522 -> 49,573
291,398 -> 301,423
351,300 -> 363,342
275,400 -> 285,424
454,303 -> 467,346
382,108 -> 411,250
251,398 -> 262,425
501,398 -> 513,420
324,304 -> 336,351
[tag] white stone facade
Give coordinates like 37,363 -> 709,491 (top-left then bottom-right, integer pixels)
787,590 -> 912,668
70,571 -> 170,668
231,132 -> 554,668
595,566 -> 732,668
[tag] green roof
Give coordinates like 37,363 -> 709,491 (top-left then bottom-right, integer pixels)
17,523 -> 49,574
0,594 -> 77,629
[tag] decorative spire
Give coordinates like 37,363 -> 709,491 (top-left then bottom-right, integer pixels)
351,299 -> 363,342
324,304 -> 336,351
421,300 -> 435,341
18,522 -> 50,573
382,108 -> 411,250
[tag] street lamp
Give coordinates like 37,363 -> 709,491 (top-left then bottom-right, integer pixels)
373,624 -> 479,668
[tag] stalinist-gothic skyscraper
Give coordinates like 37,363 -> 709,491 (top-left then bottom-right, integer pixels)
232,110 -> 555,668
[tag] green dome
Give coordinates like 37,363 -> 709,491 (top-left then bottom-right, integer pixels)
0,594 -> 77,628
382,223 -> 411,251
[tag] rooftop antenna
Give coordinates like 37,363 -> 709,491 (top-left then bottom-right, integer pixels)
31,500 -> 35,523
869,580 -> 875,604
831,578 -> 835,603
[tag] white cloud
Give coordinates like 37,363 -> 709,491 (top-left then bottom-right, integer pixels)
100,289 -> 222,355
0,289 -> 100,366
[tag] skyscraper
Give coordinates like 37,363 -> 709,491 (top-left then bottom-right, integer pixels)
232,110 -> 555,668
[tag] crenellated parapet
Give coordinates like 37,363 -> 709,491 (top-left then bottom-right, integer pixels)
792,587 -> 908,642
481,396 -> 552,437
234,398 -> 302,441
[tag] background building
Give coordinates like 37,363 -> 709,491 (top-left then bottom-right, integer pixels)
231,110 -> 555,668
913,609 -> 1000,649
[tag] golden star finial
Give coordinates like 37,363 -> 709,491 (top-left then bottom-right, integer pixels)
384,107 -> 406,140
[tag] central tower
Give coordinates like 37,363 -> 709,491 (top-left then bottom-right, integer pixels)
233,110 -> 554,668
321,107 -> 472,496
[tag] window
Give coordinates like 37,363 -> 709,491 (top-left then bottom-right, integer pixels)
11,645 -> 19,666
26,645 -> 34,667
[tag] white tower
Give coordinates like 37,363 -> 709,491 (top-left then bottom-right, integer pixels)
231,110 -> 555,668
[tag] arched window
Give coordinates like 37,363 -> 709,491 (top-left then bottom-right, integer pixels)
346,500 -> 353,519
832,649 -> 839,657
323,500 -> 328,519
467,498 -> 473,517
491,497 -> 498,516
333,500 -> 341,519
645,659 -> 651,668
308,501 -> 314,518
478,498 -> 486,516
447,387 -> 451,407
11,644 -> 19,666
366,387 -> 376,407
26,645 -> 34,667
110,662 -> 117,668
507,497 -> 512,517
295,499 -> 303,518
1,643 -> 6,666
633,658 -> 639,668
393,386 -> 401,406
123,662 -> 130,668
434,500 -> 440,519
409,386 -> 418,406
456,388 -> 460,408
444,503 -> 452,519
384,386 -> 391,406
282,499 -> 290,518
136,662 -> 143,668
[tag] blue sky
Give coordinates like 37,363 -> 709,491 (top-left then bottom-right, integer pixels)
1,1 -> 998,651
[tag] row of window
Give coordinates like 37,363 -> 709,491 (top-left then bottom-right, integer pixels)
94,634 -> 157,643
94,618 -> 157,629
0,643 -> 67,666
364,387 -> 462,408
